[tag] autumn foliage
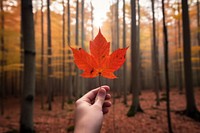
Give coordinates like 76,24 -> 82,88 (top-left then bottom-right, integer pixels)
70,29 -> 128,79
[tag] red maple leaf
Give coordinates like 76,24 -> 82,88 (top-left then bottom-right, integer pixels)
70,29 -> 128,79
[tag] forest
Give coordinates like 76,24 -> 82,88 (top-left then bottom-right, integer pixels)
0,0 -> 200,132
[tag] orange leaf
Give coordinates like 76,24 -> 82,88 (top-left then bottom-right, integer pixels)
71,29 -> 128,79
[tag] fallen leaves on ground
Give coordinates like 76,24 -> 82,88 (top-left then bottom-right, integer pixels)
0,88 -> 200,133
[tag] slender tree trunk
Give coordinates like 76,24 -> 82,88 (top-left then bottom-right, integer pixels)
11,71 -> 15,96
67,0 -> 72,103
81,0 -> 84,50
197,0 -> 200,46
113,0 -> 120,96
116,0 -> 119,50
162,0 -> 173,132
111,3 -> 114,52
127,0 -> 143,117
19,0 -> 24,97
137,0 -> 143,93
80,0 -> 85,95
51,78 -> 55,102
117,0 -> 120,96
197,0 -> 200,87
20,0 -> 36,132
47,0 -> 52,111
61,0 -> 66,110
3,72 -> 6,95
75,0 -> 79,47
174,10 -> 181,92
182,0 -> 198,115
75,0 -> 80,99
177,0 -> 183,93
14,70 -> 18,97
151,0 -> 160,106
174,17 -> 179,89
110,2 -> 116,94
67,0 -> 70,57
59,36 -> 63,98
0,0 -> 5,115
40,0 -> 44,110
156,22 -> 162,91
16,71 -> 19,96
122,0 -> 127,105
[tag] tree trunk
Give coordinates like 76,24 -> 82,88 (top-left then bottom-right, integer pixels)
177,1 -> 183,93
0,0 -> 5,115
197,0 -> 200,87
174,16 -> 179,89
122,0 -> 127,105
174,10 -> 181,92
110,2 -> 116,95
81,0 -> 84,50
75,0 -> 80,99
80,0 -> 85,95
137,0 -> 144,93
116,0 -> 119,51
127,0 -> 143,117
182,0 -> 198,115
156,21 -> 162,91
19,0 -> 24,98
62,0 -> 66,110
113,0 -> 120,96
40,0 -> 44,110
162,0 -> 173,132
67,0 -> 70,50
151,0 -> 160,106
67,0 -> 73,103
20,0 -> 36,132
75,0 -> 79,47
197,0 -> 200,47
47,0 -> 52,111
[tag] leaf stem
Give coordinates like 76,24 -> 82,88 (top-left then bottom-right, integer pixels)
99,74 -> 101,88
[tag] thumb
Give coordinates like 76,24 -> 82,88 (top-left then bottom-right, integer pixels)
94,88 -> 106,108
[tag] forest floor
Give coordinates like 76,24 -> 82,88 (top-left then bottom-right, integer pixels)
0,88 -> 200,133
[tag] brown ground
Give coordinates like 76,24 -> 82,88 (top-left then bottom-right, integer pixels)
0,88 -> 200,133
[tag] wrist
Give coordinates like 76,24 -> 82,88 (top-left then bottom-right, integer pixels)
74,119 -> 101,133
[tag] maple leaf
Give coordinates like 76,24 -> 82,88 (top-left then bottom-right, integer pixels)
70,29 -> 128,79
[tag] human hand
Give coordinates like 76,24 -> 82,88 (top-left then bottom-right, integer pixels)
74,85 -> 112,133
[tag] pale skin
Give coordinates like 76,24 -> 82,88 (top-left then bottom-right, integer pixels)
74,85 -> 112,133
